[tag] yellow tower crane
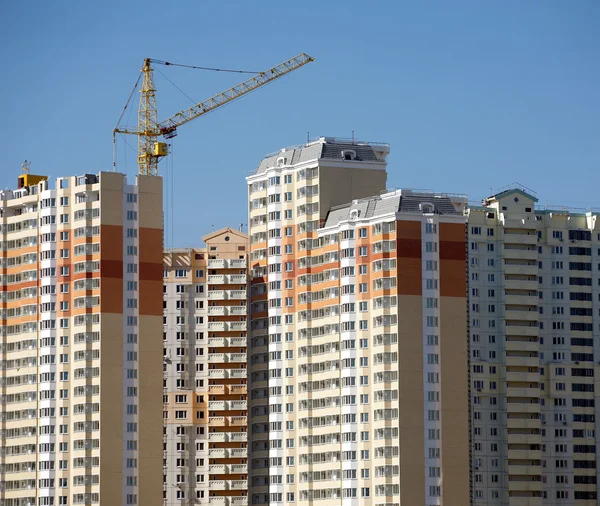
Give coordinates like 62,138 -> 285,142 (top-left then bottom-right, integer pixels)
114,53 -> 314,176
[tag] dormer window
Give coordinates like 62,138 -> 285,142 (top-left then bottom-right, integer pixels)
349,209 -> 360,220
420,202 -> 434,214
342,150 -> 356,161
276,157 -> 287,167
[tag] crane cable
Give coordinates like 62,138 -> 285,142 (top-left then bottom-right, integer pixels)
150,59 -> 260,74
154,66 -> 198,106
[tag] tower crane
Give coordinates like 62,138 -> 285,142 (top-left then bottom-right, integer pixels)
114,53 -> 314,176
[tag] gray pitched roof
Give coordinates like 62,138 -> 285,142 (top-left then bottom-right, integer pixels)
323,191 -> 462,227
254,138 -> 385,174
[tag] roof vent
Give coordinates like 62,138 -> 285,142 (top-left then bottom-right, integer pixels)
349,209 -> 360,221
341,150 -> 356,161
420,202 -> 434,214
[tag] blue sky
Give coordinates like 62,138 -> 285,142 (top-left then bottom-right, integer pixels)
1,1 -> 598,246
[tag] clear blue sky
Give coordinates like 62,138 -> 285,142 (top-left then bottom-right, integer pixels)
1,1 -> 598,247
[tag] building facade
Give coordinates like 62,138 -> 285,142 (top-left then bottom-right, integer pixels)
246,137 -> 470,505
0,172 -> 164,506
468,186 -> 600,505
162,228 -> 248,506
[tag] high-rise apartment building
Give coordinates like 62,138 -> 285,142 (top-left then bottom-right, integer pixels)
246,137 -> 471,505
468,185 -> 600,505
162,228 -> 248,506
0,171 -> 163,506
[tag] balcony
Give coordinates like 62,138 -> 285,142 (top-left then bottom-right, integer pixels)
209,432 -> 228,443
230,463 -> 248,474
208,274 -> 226,284
505,371 -> 540,383
209,416 -> 228,427
230,322 -> 247,331
229,385 -> 247,395
229,306 -> 247,316
230,416 -> 246,426
505,325 -> 539,337
208,306 -> 225,316
230,432 -> 247,442
229,290 -> 247,300
209,400 -> 228,410
505,310 -> 538,322
503,232 -> 538,245
230,353 -> 247,363
230,448 -> 247,458
208,322 -> 226,331
506,387 -> 540,398
231,498 -> 247,506
209,353 -> 228,363
504,278 -> 537,291
504,264 -> 538,277
504,248 -> 537,261
209,464 -> 228,474
209,369 -> 227,379
508,433 -> 542,445
229,369 -> 247,379
509,449 -> 541,460
208,337 -> 227,347
507,464 -> 542,476
209,480 -> 229,491
208,259 -> 225,269
231,480 -> 248,490
209,448 -> 229,459
210,498 -> 230,506
229,337 -> 246,347
507,418 -> 540,430
229,274 -> 247,284
230,400 -> 247,410
209,385 -> 226,395
208,290 -> 226,300
506,403 -> 541,414
230,259 -> 246,269
505,340 -> 539,353
508,480 -> 543,493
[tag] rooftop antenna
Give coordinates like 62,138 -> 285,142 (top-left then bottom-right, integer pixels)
351,131 -> 355,144
307,131 -> 310,143
239,223 -> 244,232
21,160 -> 31,174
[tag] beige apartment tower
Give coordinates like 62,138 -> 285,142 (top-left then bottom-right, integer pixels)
0,171 -> 163,506
246,137 -> 471,506
468,185 -> 600,505
162,228 -> 248,506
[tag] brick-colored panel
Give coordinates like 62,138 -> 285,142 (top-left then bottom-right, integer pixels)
101,225 -> 124,261
139,262 -> 163,281
440,259 -> 466,297
397,221 -> 422,296
139,279 -> 163,316
439,240 -> 466,261
139,227 -> 163,264
397,257 -> 422,296
398,295 -> 425,505
439,222 -> 465,242
440,297 -> 470,504
101,259 -> 124,279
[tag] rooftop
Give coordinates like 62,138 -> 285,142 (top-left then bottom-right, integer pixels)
323,189 -> 466,227
252,137 -> 389,175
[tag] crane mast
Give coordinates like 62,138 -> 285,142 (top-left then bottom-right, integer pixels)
114,53 -> 314,176
138,58 -> 160,176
